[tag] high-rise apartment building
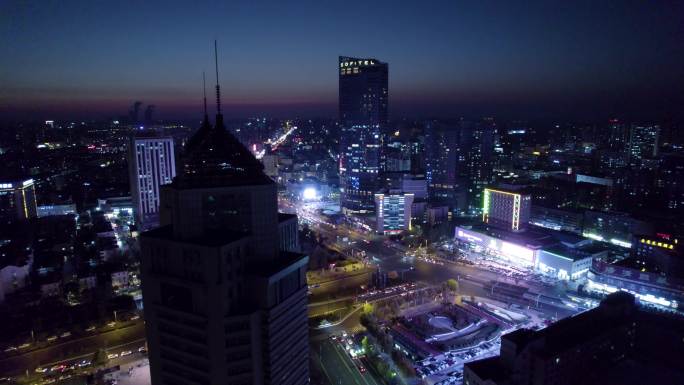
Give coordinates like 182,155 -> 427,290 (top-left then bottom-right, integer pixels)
425,121 -> 465,212
461,119 -> 495,212
128,136 -> 176,228
339,56 -> 388,214
608,119 -> 629,150
140,50 -> 309,385
659,154 -> 684,211
628,124 -> 660,164
0,178 -> 37,223
425,119 -> 495,215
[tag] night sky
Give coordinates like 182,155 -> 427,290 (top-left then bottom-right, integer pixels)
1,0 -> 683,122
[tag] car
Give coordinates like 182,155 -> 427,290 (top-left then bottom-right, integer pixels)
35,367 -> 48,373
47,336 -> 58,342
78,360 -> 91,367
130,315 -> 140,321
18,343 -> 30,349
107,353 -> 119,359
60,332 -> 71,338
138,346 -> 147,353
4,346 -> 17,353
120,350 -> 132,356
107,322 -> 116,327
85,325 -> 96,332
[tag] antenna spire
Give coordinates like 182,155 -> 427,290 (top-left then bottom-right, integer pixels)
214,40 -> 221,115
202,71 -> 208,119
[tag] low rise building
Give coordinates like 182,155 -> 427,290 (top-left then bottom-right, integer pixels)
530,205 -> 583,234
454,225 -> 553,267
582,210 -> 652,249
537,245 -> 596,281
37,204 -> 77,218
111,271 -> 129,289
586,259 -> 682,310
633,232 -> 682,277
427,205 -> 449,225
78,275 -> 97,291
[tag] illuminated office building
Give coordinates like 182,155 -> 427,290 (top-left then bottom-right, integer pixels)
339,56 -> 388,214
128,136 -> 176,228
374,191 -> 414,234
0,178 -> 37,223
482,188 -> 531,231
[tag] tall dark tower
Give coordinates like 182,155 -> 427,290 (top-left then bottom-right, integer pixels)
140,42 -> 309,385
144,105 -> 155,125
338,56 -> 388,214
129,101 -> 142,124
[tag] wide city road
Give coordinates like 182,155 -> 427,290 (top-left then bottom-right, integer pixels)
0,322 -> 146,377
313,339 -> 381,385
284,197 -> 576,320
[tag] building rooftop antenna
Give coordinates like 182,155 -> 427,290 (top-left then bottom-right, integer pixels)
203,71 -> 208,120
214,40 -> 222,116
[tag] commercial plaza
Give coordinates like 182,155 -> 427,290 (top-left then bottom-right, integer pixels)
454,224 -> 595,280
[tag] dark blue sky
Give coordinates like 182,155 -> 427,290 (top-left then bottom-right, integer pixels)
1,0 -> 683,121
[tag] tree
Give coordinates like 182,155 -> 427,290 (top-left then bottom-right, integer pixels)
447,279 -> 459,292
392,349 -> 417,377
360,313 -> 370,327
379,332 -> 394,352
362,302 -> 374,315
361,336 -> 371,354
92,349 -> 108,365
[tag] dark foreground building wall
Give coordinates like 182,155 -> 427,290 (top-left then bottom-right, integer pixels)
464,292 -> 684,385
140,108 -> 309,385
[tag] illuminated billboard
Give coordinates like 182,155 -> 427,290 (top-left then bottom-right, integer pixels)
455,227 -> 536,266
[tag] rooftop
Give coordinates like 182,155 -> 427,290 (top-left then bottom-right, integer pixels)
464,356 -> 511,384
278,212 -> 298,223
503,292 -> 636,359
142,224 -> 248,247
248,251 -> 308,279
542,244 -> 595,261
177,114 -> 273,188
465,223 -> 557,249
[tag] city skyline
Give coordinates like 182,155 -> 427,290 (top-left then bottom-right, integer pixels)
2,2 -> 684,384
2,1 -> 684,122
